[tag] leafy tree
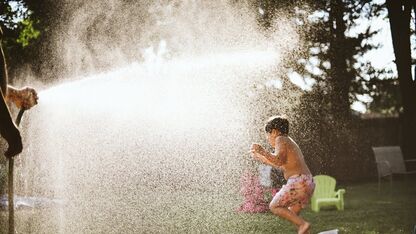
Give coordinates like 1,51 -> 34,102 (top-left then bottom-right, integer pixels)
251,0 -> 388,179
0,0 -> 41,80
0,1 -> 38,46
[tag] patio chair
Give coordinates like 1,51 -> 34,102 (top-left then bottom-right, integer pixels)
311,175 -> 345,212
372,146 -> 416,190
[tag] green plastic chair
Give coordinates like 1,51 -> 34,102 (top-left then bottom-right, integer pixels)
311,175 -> 345,212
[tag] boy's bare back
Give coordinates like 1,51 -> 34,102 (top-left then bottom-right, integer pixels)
276,136 -> 311,180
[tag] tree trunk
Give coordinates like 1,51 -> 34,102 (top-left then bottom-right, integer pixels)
325,0 -> 355,178
386,0 -> 416,158
328,0 -> 351,120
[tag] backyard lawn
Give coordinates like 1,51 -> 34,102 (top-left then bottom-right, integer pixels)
226,179 -> 416,234
0,179 -> 415,233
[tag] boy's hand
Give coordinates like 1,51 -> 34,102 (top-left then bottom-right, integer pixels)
251,143 -> 266,155
252,151 -> 264,162
250,143 -> 266,162
2,123 -> 23,158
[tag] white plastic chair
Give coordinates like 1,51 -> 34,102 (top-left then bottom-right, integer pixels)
372,146 -> 416,190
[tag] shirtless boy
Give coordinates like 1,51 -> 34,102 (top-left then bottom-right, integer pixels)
251,116 -> 315,234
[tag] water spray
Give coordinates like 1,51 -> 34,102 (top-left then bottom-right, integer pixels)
8,108 -> 25,234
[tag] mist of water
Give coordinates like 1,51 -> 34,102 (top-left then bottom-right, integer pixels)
11,1 -> 299,233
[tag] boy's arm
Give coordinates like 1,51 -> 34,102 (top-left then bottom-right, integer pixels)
258,151 -> 284,167
260,137 -> 287,167
252,152 -> 279,168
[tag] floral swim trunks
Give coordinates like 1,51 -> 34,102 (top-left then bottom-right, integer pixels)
271,174 -> 315,208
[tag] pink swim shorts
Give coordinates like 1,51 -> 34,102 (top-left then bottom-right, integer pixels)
271,174 -> 315,208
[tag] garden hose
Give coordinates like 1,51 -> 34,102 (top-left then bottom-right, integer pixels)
8,108 -> 25,234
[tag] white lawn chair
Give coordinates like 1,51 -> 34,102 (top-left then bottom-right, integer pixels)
372,146 -> 416,190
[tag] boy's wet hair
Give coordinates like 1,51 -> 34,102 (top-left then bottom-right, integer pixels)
265,116 -> 289,134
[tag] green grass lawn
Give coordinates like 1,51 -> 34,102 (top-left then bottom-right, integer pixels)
108,179 -> 416,234
1,179 -> 415,233
219,179 -> 416,234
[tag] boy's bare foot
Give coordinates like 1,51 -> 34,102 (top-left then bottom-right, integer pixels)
298,222 -> 310,234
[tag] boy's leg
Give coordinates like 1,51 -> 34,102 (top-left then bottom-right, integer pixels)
269,176 -> 312,234
269,204 -> 305,225
289,203 -> 303,215
289,205 -> 310,234
269,202 -> 310,234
